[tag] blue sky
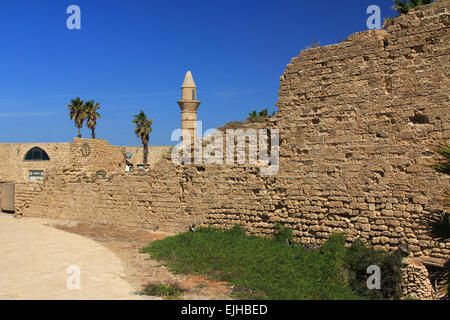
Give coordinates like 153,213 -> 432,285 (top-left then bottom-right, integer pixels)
0,0 -> 398,146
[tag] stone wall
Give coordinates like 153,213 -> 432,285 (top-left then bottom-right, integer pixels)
0,139 -> 171,184
18,161 -> 204,233
124,146 -> 172,168
69,138 -> 126,174
401,260 -> 435,300
0,142 -> 71,182
0,139 -> 126,183
19,0 -> 449,256
267,0 -> 450,259
15,181 -> 44,214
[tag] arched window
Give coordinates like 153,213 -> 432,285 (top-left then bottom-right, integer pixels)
24,147 -> 50,161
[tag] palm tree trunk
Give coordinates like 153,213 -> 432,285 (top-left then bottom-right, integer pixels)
78,127 -> 82,138
143,143 -> 148,166
92,128 -> 96,139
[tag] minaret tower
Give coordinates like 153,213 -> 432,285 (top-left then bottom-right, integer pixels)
177,71 -> 201,143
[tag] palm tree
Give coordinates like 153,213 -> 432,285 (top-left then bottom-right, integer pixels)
67,97 -> 86,138
85,100 -> 101,139
132,110 -> 153,166
393,0 -> 433,14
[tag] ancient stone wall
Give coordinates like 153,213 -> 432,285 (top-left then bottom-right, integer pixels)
15,181 -> 44,214
124,146 -> 172,168
0,139 -> 172,184
18,161 -> 203,233
69,138 -> 126,174
401,260 -> 435,300
267,0 -> 450,259
0,139 -> 129,183
0,142 -> 71,182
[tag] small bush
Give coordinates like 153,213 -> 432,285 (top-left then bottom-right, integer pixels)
393,0 -> 433,15
344,239 -> 403,299
247,109 -> 275,122
305,40 -> 321,49
320,234 -> 347,280
138,283 -> 185,299
143,228 -> 406,300
143,227 -> 360,299
226,224 -> 247,237
273,223 -> 293,244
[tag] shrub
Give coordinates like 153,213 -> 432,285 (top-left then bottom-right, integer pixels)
306,40 -> 321,49
142,228 -> 407,300
226,224 -> 247,237
273,223 -> 293,244
435,142 -> 450,175
246,108 -> 276,122
138,283 -> 185,299
434,142 -> 450,299
393,0 -> 433,15
344,239 -> 403,299
143,227 -> 360,299
320,234 -> 347,279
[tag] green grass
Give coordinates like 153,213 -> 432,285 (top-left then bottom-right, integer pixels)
137,283 -> 185,299
141,226 -> 364,300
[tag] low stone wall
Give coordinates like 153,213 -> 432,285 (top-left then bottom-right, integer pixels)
18,162 -> 204,233
15,181 -> 44,214
401,261 -> 435,300
124,146 -> 172,167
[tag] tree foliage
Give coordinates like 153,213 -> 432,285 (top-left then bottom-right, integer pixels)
85,100 -> 101,139
434,142 -> 450,299
343,239 -> 403,299
247,108 -> 276,122
436,143 -> 450,175
67,97 -> 86,138
132,110 -> 153,166
393,0 -> 433,14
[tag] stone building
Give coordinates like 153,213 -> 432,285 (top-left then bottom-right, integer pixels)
0,139 -> 171,184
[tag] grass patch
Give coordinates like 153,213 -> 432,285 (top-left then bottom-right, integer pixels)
137,282 -> 185,300
141,225 -> 403,300
142,226 -> 360,299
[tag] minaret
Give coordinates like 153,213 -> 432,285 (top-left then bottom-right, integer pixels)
177,71 -> 201,143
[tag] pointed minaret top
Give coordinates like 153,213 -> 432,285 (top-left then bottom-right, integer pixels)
182,71 -> 196,88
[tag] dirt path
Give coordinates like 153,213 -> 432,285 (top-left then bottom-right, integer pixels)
50,220 -> 233,300
0,214 -> 150,300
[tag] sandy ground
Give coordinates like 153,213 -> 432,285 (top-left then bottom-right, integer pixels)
50,219 -> 233,300
0,214 -> 147,300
